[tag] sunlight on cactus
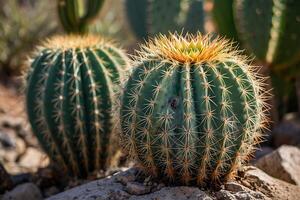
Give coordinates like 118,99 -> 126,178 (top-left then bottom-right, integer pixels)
119,32 -> 270,186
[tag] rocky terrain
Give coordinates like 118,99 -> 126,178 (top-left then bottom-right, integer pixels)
1,83 -> 300,200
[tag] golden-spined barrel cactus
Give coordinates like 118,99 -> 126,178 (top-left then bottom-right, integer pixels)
120,33 -> 269,186
25,35 -> 128,178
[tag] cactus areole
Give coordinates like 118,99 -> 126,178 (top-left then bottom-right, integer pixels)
120,33 -> 269,186
26,35 -> 128,177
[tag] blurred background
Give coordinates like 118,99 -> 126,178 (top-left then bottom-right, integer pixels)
0,0 -> 299,198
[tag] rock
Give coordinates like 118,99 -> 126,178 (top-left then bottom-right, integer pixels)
253,146 -> 274,161
0,163 -> 13,193
0,130 -> 15,148
221,182 -> 269,200
215,190 -> 236,200
125,182 -> 151,195
116,172 -> 136,185
46,168 -> 213,200
273,114 -> 300,147
44,186 -> 60,198
225,182 -> 246,192
19,147 -> 49,170
0,116 -> 23,130
2,183 -> 43,200
241,166 -> 300,200
47,166 -> 300,200
256,145 -> 300,185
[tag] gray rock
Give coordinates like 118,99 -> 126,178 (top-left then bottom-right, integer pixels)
225,182 -> 246,192
241,166 -> 300,200
2,183 -> 43,200
215,190 -> 236,200
256,145 -> 300,185
125,182 -> 151,195
47,167 -> 299,200
44,186 -> 60,198
0,130 -> 15,148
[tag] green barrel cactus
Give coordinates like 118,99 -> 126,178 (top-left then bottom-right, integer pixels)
212,0 -> 300,74
120,33 -> 269,185
25,35 -> 128,177
57,0 -> 105,34
125,0 -> 204,39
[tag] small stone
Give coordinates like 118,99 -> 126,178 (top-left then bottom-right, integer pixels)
0,163 -> 13,193
0,130 -> 15,148
19,147 -> 49,170
242,166 -> 300,200
2,183 -> 43,200
124,182 -> 151,195
116,173 -> 136,185
215,190 -> 236,200
225,182 -> 245,192
256,145 -> 300,185
1,117 -> 23,130
44,186 -> 60,198
234,191 -> 256,200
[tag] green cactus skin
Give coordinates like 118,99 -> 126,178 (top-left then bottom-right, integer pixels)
235,0 -> 300,72
212,0 -> 239,42
125,0 -> 204,39
57,0 -> 105,34
119,33 -> 269,186
26,35 -> 128,177
213,0 -> 300,74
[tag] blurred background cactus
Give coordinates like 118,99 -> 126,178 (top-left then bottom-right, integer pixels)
0,0 -> 58,77
212,0 -> 300,118
57,0 -> 105,34
26,35 -> 128,177
125,0 -> 205,39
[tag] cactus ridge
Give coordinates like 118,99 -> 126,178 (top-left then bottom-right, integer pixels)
57,0 -> 105,33
126,0 -> 204,39
26,35 -> 128,177
120,33 -> 270,185
234,0 -> 300,71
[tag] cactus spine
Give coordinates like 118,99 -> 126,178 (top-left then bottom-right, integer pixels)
125,0 -> 204,39
57,0 -> 105,33
26,35 -> 128,177
120,33 -> 269,185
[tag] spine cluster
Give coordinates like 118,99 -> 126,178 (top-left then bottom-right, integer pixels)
125,0 -> 204,39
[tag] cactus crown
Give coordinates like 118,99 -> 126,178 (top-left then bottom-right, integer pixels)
121,33 -> 270,185
138,33 -> 244,64
42,35 -> 107,50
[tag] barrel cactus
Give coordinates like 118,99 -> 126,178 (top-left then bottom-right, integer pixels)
125,0 -> 204,39
212,0 -> 300,74
120,33 -> 269,185
25,35 -> 128,177
57,0 -> 105,34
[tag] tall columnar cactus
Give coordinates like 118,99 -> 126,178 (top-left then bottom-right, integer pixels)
125,0 -> 204,39
57,0 -> 105,33
25,35 -> 128,177
211,0 -> 239,42
212,0 -> 300,74
120,33 -> 269,185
